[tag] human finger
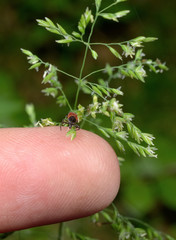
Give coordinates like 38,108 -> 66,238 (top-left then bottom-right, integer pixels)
0,127 -> 120,232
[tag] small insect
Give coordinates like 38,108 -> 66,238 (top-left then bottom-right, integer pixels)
60,112 -> 80,130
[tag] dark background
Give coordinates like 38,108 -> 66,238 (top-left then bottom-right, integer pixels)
0,0 -> 176,239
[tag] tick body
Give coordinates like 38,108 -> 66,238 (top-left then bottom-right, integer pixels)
60,112 -> 80,130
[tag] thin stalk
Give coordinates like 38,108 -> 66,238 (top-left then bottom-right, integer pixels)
56,68 -> 77,80
82,64 -> 127,80
99,1 -> 120,14
83,118 -> 100,129
57,222 -> 64,240
60,88 -> 72,111
74,14 -> 98,109
90,42 -> 126,46
40,59 -> 77,80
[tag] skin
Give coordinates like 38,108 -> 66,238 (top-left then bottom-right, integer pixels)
0,127 -> 120,233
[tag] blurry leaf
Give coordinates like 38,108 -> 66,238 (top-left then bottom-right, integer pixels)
92,85 -> 103,97
25,103 -> 36,125
105,63 -> 113,76
143,37 -> 158,42
131,36 -> 146,42
128,69 -> 137,79
97,85 -> 109,96
95,0 -> 102,11
36,19 -> 48,27
98,128 -> 110,138
66,128 -> 77,141
81,85 -> 92,94
78,7 -> 93,36
56,23 -> 67,35
72,31 -> 82,38
56,38 -> 73,44
37,18 -> 69,37
120,44 -> 135,58
110,87 -> 123,95
101,211 -> 113,222
115,139 -> 125,152
135,49 -> 143,60
42,72 -> 55,84
56,95 -> 67,106
29,62 -> 41,70
107,46 -> 122,60
135,66 -> 146,82
100,10 -> 130,22
141,133 -> 155,146
45,27 -> 60,35
21,48 -> 33,56
158,63 -> 169,71
91,49 -> 98,59
45,17 -> 55,27
113,10 -> 130,18
149,64 -> 157,73
42,87 -> 58,98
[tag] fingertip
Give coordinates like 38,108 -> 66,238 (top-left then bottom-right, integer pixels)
47,127 -> 120,216
74,129 -> 120,212
0,127 -> 120,232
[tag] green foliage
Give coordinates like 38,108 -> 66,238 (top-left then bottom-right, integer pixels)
90,204 -> 175,240
66,228 -> 98,240
17,0 -> 174,240
25,103 -> 36,126
21,0 -> 167,154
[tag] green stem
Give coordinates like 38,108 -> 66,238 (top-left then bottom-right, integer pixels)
40,59 -> 77,80
90,42 -> 126,46
60,88 -> 72,111
57,222 -> 64,240
83,118 -> 100,128
82,64 -> 127,80
99,1 -> 119,14
56,68 -> 77,80
74,14 -> 99,109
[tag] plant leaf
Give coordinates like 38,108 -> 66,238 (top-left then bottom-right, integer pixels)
21,48 -> 33,56
42,72 -> 55,84
72,31 -> 82,39
98,128 -> 110,138
29,62 -> 41,70
56,23 -> 67,35
107,46 -> 122,60
42,88 -> 58,98
100,10 -> 129,22
143,37 -> 158,42
66,129 -> 77,141
91,49 -> 98,59
78,7 -> 93,36
56,38 -> 73,44
95,0 -> 102,11
92,85 -> 103,97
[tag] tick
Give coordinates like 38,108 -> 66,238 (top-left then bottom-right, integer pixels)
60,112 -> 80,130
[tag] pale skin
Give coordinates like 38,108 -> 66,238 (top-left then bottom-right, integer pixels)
0,127 -> 120,233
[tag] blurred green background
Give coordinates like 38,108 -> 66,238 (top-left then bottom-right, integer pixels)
0,0 -> 176,239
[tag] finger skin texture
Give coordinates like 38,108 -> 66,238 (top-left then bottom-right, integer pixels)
0,127 -> 120,233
